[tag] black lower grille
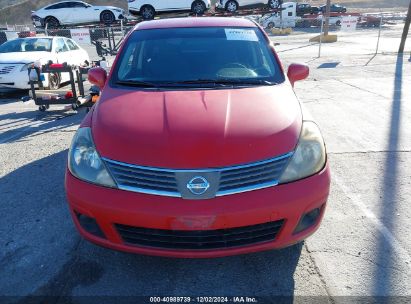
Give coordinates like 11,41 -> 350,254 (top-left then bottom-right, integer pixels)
115,220 -> 284,250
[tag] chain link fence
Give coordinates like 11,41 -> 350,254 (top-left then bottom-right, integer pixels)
0,23 -> 134,63
266,12 -> 410,60
38,25 -> 134,62
1,11 -> 409,63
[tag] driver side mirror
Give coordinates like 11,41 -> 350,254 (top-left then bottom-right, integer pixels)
287,63 -> 309,87
88,67 -> 107,89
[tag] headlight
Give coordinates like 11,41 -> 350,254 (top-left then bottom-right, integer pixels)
68,127 -> 117,188
279,121 -> 326,183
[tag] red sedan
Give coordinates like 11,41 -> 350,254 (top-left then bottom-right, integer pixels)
65,17 -> 331,258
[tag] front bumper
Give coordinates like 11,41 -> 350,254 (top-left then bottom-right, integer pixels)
65,163 -> 330,258
0,69 -> 30,90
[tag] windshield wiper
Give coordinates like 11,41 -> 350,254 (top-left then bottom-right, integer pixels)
170,79 -> 278,86
115,80 -> 159,88
115,79 -> 278,88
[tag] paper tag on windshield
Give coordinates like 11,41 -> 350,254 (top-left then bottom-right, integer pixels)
225,29 -> 258,42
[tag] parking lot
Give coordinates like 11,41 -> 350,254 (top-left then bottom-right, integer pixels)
1,24 -> 411,302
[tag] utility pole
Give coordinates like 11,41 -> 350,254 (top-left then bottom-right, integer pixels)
399,0 -> 411,53
323,0 -> 331,36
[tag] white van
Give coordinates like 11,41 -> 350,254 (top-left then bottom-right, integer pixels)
128,0 -> 211,19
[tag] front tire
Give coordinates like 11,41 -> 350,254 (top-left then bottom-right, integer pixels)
225,0 -> 238,13
192,1 -> 206,15
100,10 -> 115,24
140,5 -> 155,20
267,22 -> 275,28
44,16 -> 60,29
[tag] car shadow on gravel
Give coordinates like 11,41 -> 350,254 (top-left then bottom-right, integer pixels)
0,151 -> 303,302
67,240 -> 303,300
0,109 -> 84,144
0,90 -> 29,101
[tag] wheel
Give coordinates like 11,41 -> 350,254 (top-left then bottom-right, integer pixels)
140,5 -> 155,20
46,72 -> 60,90
267,22 -> 275,29
100,10 -> 115,24
44,16 -> 60,29
39,105 -> 47,112
268,0 -> 280,9
225,0 -> 238,13
191,1 -> 206,15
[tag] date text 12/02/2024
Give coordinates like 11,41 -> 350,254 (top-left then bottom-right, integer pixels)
149,297 -> 258,303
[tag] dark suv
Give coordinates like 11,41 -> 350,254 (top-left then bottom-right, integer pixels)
296,3 -> 319,16
320,4 -> 347,13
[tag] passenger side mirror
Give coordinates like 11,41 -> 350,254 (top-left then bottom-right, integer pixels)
287,63 -> 309,87
88,67 -> 107,89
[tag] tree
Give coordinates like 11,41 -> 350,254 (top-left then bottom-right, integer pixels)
399,0 -> 411,53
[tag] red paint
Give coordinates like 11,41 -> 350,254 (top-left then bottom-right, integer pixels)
137,17 -> 256,30
49,63 -> 64,68
65,91 -> 73,99
66,17 -> 331,257
88,67 -> 107,89
287,64 -> 310,87
93,85 -> 301,168
66,163 -> 330,258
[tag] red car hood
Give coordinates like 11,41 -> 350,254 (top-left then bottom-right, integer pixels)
92,84 -> 302,169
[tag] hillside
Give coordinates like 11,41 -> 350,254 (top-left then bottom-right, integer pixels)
0,0 -> 127,25
0,0 -> 409,25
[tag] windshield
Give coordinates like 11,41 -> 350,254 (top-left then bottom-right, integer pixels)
113,27 -> 284,88
0,38 -> 53,53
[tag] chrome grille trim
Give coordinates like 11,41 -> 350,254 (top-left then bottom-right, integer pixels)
103,152 -> 293,198
104,160 -> 180,197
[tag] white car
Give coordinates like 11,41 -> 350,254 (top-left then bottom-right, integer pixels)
32,1 -> 126,28
321,15 -> 343,26
216,0 -> 281,12
0,37 -> 90,90
128,0 -> 211,20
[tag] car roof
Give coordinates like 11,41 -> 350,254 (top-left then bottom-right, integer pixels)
52,0 -> 84,3
16,36 -> 56,39
135,17 -> 257,31
44,0 -> 85,6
